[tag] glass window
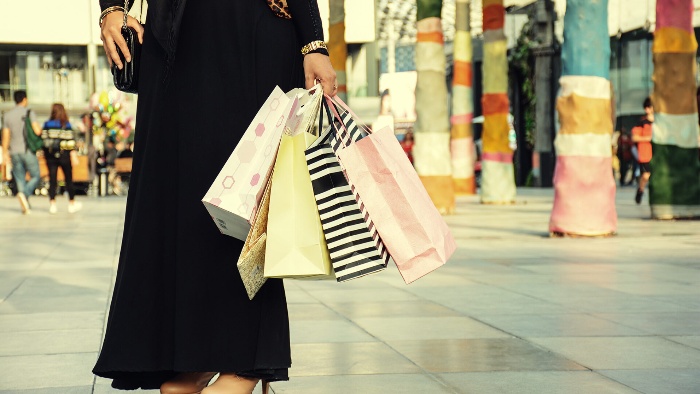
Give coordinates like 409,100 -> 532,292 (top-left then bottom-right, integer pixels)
0,44 -> 89,110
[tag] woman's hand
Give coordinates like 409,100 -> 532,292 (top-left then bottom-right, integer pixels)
100,12 -> 144,70
303,54 -> 337,96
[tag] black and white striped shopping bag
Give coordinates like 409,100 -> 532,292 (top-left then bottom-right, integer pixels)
306,129 -> 387,281
329,109 -> 391,266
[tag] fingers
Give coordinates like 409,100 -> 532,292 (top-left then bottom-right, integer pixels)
127,17 -> 145,44
320,76 -> 337,97
113,28 -> 132,63
103,36 -> 123,69
305,75 -> 316,90
100,12 -> 130,70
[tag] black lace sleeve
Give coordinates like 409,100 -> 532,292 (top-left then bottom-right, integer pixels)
100,0 -> 132,12
287,0 -> 329,56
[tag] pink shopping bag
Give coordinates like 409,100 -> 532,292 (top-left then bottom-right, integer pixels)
202,86 -> 298,240
335,123 -> 456,284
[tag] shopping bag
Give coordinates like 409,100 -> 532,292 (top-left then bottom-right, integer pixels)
264,96 -> 334,279
236,174 -> 273,300
322,100 -> 392,268
306,120 -> 387,282
334,101 -> 456,284
202,86 -> 298,240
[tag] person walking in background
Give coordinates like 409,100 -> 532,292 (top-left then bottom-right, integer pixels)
632,97 -> 654,204
401,129 -> 415,164
1,91 -> 42,214
617,127 -> 634,186
42,103 -> 82,214
94,0 -> 336,393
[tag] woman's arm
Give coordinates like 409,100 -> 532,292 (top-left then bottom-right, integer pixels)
99,0 -> 132,12
287,0 -> 328,56
287,0 -> 337,95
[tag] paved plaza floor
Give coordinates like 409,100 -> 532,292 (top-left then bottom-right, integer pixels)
1,188 -> 699,393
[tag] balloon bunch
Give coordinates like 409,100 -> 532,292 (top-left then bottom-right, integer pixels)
89,90 -> 135,143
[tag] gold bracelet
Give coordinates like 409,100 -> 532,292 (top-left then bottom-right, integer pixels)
99,6 -> 125,27
301,40 -> 328,56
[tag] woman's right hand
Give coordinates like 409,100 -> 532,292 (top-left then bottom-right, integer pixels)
100,11 -> 144,70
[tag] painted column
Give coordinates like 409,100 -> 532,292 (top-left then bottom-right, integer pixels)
329,0 -> 347,102
549,0 -> 617,236
451,0 -> 476,195
650,0 -> 700,219
414,0 -> 455,214
480,0 -> 516,203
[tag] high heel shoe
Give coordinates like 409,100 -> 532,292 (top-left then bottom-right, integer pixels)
160,372 -> 217,394
201,373 -> 264,394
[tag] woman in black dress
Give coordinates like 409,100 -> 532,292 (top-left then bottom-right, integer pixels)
94,1 -> 337,393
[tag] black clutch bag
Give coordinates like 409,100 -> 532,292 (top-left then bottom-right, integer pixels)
112,25 -> 142,94
111,0 -> 142,94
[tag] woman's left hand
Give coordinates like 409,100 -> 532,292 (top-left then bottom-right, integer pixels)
303,54 -> 337,96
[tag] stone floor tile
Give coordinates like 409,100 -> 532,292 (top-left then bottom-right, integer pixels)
305,288 -> 419,303
386,338 -> 585,373
439,371 -> 639,394
376,270 -> 478,288
0,353 -> 97,390
353,316 -> 509,341
477,314 -> 647,337
287,303 -> 340,321
666,336 -> 700,351
325,301 -> 462,319
598,282 -> 700,296
271,373 -> 454,394
11,276 -> 109,298
504,283 -> 628,299
437,295 -> 573,316
547,295 -> 692,314
599,369 -> 700,394
38,260 -> 114,270
0,329 -> 103,356
288,342 -> 421,377
0,387 -> 93,394
0,311 -> 104,332
653,295 -> 700,311
0,262 -> 42,272
290,320 -> 376,344
0,295 -> 107,314
594,313 -> 700,336
530,337 -> 700,369
281,290 -> 317,304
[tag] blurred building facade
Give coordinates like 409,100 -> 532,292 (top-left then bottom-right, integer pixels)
0,0 -> 117,115
0,0 -> 378,117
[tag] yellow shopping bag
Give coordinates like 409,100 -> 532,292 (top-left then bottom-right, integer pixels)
263,129 -> 334,279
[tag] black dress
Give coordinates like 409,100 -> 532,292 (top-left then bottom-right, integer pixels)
93,0 -> 324,389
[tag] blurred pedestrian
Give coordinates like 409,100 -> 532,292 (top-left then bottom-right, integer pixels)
372,89 -> 395,134
1,91 -> 42,214
42,103 -> 82,214
94,1 -> 337,393
401,130 -> 415,164
617,127 -> 634,186
632,97 -> 653,204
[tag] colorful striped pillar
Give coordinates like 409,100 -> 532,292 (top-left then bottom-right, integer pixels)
414,0 -> 455,214
329,0 -> 347,102
650,0 -> 700,219
451,0 -> 476,195
480,0 -> 516,204
549,0 -> 617,236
